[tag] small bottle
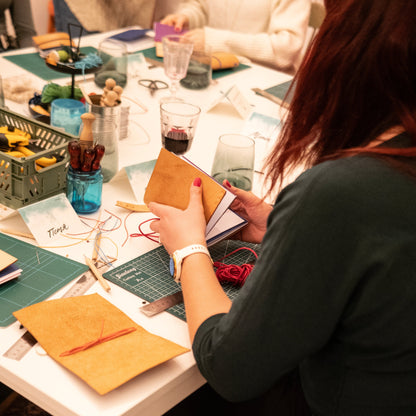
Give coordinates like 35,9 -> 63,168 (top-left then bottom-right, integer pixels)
66,166 -> 103,214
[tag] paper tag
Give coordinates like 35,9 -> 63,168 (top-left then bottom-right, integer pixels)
207,85 -> 252,119
110,160 -> 157,203
127,52 -> 150,79
240,112 -> 282,172
18,194 -> 87,246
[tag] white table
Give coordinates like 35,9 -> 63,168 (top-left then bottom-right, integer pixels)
0,32 -> 292,416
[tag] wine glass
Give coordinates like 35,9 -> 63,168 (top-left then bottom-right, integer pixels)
161,34 -> 193,102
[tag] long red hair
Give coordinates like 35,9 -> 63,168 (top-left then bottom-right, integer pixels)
265,0 -> 416,194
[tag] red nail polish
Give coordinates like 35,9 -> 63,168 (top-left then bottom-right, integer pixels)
193,177 -> 201,187
224,180 -> 231,188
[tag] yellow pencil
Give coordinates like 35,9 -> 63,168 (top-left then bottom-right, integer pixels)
84,255 -> 111,292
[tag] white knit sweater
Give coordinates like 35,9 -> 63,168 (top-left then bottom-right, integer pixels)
175,0 -> 311,72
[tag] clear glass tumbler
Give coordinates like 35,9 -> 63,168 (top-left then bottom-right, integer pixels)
94,39 -> 128,88
211,134 -> 255,191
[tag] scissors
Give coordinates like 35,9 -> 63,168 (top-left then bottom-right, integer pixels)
138,79 -> 168,96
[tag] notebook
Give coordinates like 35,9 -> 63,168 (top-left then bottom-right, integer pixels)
143,148 -> 246,240
0,249 -> 21,285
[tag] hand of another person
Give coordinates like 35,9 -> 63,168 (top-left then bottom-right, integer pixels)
160,14 -> 190,31
224,180 -> 272,244
148,178 -> 207,255
183,29 -> 205,47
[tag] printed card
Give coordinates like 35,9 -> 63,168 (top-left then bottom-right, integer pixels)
18,193 -> 87,247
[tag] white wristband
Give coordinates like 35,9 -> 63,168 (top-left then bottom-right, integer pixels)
170,244 -> 212,283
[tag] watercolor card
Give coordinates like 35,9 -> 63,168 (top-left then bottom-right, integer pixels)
18,193 -> 88,247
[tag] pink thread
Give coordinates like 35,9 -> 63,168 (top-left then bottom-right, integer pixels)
214,247 -> 258,287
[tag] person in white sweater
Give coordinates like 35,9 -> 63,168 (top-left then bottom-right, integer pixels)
160,0 -> 311,73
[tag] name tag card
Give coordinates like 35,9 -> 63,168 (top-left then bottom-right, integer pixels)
207,85 -> 252,119
18,194 -> 87,247
109,159 -> 157,204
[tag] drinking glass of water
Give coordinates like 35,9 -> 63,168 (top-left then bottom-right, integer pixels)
211,134 -> 255,191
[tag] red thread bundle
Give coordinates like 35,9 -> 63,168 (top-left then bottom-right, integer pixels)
214,247 -> 258,287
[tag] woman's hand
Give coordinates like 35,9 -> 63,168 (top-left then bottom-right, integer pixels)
183,29 -> 205,47
148,178 -> 207,255
224,180 -> 272,243
160,14 -> 190,31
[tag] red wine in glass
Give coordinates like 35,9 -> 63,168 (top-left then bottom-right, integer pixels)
162,129 -> 192,155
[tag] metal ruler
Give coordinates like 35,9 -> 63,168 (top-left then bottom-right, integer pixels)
140,291 -> 183,317
3,271 -> 97,361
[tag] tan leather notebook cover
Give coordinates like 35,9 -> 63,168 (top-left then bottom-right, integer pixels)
13,294 -> 189,395
144,148 -> 226,223
0,249 -> 17,271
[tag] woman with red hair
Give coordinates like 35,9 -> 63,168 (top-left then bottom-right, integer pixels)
150,0 -> 416,414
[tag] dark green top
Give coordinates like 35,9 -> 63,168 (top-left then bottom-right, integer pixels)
193,134 -> 416,415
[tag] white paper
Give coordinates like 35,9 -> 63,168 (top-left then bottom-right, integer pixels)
181,156 -> 238,235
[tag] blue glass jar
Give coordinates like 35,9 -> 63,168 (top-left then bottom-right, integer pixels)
66,166 -> 103,214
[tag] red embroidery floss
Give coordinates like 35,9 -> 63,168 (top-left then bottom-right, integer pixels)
130,217 -> 160,243
214,247 -> 258,287
59,321 -> 136,357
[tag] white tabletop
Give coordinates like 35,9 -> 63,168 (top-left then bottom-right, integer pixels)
0,31 -> 292,416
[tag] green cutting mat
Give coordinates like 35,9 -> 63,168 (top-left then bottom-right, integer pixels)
265,79 -> 294,105
3,46 -> 97,81
0,233 -> 88,327
104,240 -> 259,321
140,47 -> 251,80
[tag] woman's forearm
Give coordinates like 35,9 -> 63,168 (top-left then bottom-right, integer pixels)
180,252 -> 231,341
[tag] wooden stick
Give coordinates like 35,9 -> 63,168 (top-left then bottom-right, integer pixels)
91,230 -> 102,261
79,112 -> 95,159
84,255 -> 111,292
116,201 -> 150,212
251,88 -> 290,109
79,85 -> 92,105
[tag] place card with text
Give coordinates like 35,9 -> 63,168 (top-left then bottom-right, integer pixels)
18,193 -> 87,247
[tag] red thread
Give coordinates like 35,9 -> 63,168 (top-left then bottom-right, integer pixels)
130,217 -> 160,243
59,322 -> 137,357
214,247 -> 258,287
